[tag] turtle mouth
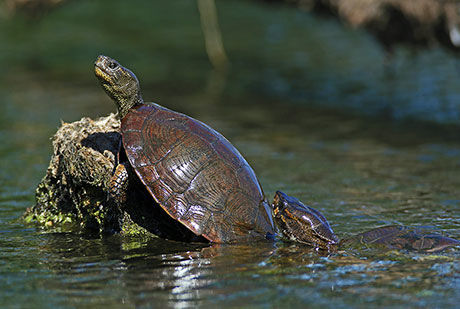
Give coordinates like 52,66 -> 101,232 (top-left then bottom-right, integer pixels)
94,64 -> 112,84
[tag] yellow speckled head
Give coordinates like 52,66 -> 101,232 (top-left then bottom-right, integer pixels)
95,55 -> 143,119
273,191 -> 339,251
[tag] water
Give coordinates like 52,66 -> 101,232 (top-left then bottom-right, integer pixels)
0,0 -> 459,308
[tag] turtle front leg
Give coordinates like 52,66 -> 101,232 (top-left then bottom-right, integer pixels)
102,162 -> 130,233
109,162 -> 130,207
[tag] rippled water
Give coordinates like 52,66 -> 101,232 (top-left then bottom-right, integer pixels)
0,0 -> 459,308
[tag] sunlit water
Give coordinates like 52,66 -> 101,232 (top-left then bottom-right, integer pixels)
0,0 -> 459,308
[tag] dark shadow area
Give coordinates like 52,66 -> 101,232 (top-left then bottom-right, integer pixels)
81,131 -> 121,158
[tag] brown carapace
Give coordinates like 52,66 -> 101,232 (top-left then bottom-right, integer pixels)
95,55 -> 274,243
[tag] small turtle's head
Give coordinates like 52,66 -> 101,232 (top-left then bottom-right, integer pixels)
273,191 -> 339,251
95,55 -> 142,119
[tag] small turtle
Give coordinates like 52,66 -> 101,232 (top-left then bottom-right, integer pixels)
273,191 -> 460,253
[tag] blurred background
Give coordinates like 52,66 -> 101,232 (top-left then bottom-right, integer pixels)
2,0 -> 460,124
0,0 -> 459,308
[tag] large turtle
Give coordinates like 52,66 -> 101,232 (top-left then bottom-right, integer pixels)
95,55 -> 274,243
94,55 -> 459,252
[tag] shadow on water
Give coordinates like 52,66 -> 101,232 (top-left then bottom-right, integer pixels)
31,232 -> 276,307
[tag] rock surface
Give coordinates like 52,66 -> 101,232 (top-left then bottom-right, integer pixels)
23,114 -> 148,235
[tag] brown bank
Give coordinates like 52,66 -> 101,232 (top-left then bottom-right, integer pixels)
264,0 -> 460,51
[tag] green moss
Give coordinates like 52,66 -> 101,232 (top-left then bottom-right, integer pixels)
24,113 -> 159,237
120,213 -> 155,237
22,207 -> 75,228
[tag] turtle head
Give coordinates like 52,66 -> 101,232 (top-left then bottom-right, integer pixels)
95,55 -> 143,119
273,191 -> 339,251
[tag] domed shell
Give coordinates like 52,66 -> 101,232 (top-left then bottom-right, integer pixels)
121,103 -> 275,242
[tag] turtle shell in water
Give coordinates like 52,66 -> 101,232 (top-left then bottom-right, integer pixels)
342,225 -> 460,253
274,191 -> 459,253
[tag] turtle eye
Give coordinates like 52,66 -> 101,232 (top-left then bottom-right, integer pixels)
108,61 -> 118,70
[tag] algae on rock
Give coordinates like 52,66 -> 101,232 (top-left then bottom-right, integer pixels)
24,114 -> 150,236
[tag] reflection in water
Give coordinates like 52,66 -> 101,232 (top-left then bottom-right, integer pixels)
26,232 -> 458,308
33,233 -> 281,307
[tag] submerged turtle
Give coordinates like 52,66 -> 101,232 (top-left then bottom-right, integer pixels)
272,191 -> 459,253
94,55 -> 459,252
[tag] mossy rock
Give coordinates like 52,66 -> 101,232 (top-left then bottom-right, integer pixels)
23,114 -> 152,236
